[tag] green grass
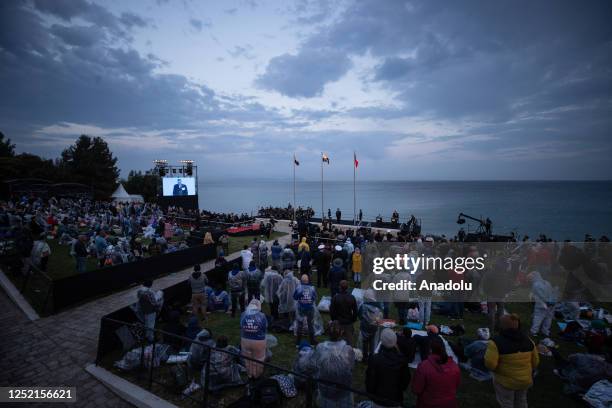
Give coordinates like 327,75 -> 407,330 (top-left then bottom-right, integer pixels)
102,278 -> 604,408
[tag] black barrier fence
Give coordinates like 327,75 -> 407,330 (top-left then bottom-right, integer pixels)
52,243 -> 218,312
97,309 -> 408,406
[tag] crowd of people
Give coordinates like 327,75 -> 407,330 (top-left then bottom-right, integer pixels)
129,217 -> 611,408
0,195 -> 248,275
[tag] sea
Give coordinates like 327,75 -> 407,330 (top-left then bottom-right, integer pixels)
197,180 -> 612,240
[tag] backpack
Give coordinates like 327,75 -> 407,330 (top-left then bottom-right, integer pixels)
250,378 -> 282,407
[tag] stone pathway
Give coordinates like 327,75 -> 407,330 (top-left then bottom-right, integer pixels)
0,224 -> 292,407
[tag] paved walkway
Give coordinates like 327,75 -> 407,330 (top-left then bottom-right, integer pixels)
0,225 -> 292,407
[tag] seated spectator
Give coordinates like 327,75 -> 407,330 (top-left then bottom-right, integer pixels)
464,328 -> 491,373
313,321 -> 355,408
206,335 -> 244,391
185,317 -> 201,341
366,328 -> 410,407
551,347 -> 612,395
188,328 -> 215,372
412,336 -> 461,408
208,285 -> 230,313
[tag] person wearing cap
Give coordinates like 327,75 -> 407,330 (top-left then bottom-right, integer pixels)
293,274 -> 318,346
366,328 -> 410,407
330,280 -> 358,346
485,314 -> 539,408
240,299 -> 268,379
314,243 -> 331,288
329,257 -> 347,298
189,263 -> 208,320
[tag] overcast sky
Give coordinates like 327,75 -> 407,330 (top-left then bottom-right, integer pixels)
1,0 -> 611,180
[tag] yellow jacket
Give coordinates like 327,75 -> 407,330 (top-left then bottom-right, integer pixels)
352,253 -> 362,273
484,329 -> 539,390
298,237 -> 310,253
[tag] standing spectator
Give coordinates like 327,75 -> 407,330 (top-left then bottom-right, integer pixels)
240,299 -> 268,379
366,328 -> 410,407
315,244 -> 331,288
330,280 -> 358,346
329,258 -> 346,298
485,314 -> 539,408
335,208 -> 342,223
240,245 -> 253,270
74,234 -> 88,273
260,266 -> 283,319
281,245 -> 296,271
258,239 -> 268,269
397,327 -> 417,363
228,263 -> 246,317
528,271 -> 556,337
136,280 -> 161,342
270,239 -> 282,270
189,264 -> 208,320
94,231 -> 108,267
352,247 -> 362,287
30,233 -> 51,272
300,248 -> 312,276
277,269 -> 300,320
219,233 -> 229,255
246,261 -> 263,303
359,289 -> 383,362
411,336 -> 461,408
313,321 -> 355,408
293,274 -> 318,346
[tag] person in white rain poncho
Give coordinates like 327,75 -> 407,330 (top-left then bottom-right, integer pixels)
277,269 -> 300,317
240,245 -> 253,271
260,266 -> 283,319
258,239 -> 269,269
204,335 -> 245,391
528,271 -> 557,337
313,321 -> 355,408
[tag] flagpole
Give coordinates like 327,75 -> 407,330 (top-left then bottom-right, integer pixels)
293,153 -> 295,223
353,151 -> 356,225
321,153 -> 324,221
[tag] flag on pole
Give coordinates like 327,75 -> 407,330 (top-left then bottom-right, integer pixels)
294,155 -> 300,166
322,153 -> 330,164
354,152 -> 359,168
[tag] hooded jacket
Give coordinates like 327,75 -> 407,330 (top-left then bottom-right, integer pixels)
366,346 -> 410,406
228,268 -> 246,293
293,283 -> 317,312
411,354 -> 461,408
484,328 -> 539,390
209,289 -> 229,311
271,243 -> 282,260
298,237 -> 310,253
329,259 -> 346,290
531,271 -> 556,308
240,307 -> 268,340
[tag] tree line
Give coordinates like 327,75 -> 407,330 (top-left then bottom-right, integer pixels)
0,132 -> 159,201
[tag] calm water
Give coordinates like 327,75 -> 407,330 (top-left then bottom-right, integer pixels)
197,180 -> 612,240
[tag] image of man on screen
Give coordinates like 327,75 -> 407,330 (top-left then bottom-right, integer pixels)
173,178 -> 188,196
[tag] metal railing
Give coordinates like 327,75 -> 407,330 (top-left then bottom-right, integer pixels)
97,316 -> 409,408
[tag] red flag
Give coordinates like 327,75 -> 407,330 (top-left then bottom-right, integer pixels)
354,152 -> 359,168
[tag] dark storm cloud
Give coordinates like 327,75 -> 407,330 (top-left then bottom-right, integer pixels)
0,1 -> 280,138
120,12 -> 148,29
256,48 -> 352,97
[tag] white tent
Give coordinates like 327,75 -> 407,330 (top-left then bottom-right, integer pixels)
111,184 -> 144,203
